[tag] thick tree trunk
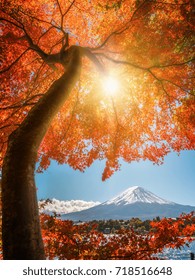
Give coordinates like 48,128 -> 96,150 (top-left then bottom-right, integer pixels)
1,47 -> 81,259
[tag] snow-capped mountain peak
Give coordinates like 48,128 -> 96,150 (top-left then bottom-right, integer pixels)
61,186 -> 195,221
103,186 -> 174,206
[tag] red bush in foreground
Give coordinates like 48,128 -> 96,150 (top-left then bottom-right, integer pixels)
40,212 -> 195,260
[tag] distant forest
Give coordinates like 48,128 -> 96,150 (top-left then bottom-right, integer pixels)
76,217 -> 162,234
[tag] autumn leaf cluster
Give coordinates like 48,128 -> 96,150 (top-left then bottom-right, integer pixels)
0,0 -> 194,180
40,212 -> 195,260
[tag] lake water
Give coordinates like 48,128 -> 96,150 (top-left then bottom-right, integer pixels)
158,240 -> 195,260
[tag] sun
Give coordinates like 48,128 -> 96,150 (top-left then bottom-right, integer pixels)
103,76 -> 120,96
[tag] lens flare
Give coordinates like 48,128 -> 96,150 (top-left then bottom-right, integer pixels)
103,76 -> 120,96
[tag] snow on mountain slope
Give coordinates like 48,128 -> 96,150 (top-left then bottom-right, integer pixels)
59,186 -> 195,221
103,186 -> 174,205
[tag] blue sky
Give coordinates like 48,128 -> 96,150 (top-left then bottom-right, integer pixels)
36,150 -> 195,206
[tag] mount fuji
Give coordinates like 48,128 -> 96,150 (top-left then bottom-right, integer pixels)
61,186 -> 195,221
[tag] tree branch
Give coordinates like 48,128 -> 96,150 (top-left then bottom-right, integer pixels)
1,14 -> 48,60
63,0 -> 76,17
57,0 -> 76,50
0,48 -> 30,74
56,0 -> 63,17
150,58 -> 195,69
18,8 -> 60,30
90,0 -> 149,51
0,124 -> 19,131
94,53 -> 147,71
0,17 -> 22,29
82,48 -> 105,73
0,94 -> 44,111
96,53 -> 193,99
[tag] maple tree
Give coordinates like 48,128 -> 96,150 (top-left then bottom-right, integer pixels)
40,212 -> 195,260
0,181 -> 2,259
0,0 -> 194,259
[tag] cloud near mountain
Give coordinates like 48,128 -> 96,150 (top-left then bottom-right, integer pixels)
39,186 -> 195,221
39,198 -> 100,215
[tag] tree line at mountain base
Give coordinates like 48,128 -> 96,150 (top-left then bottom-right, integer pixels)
85,217 -> 157,234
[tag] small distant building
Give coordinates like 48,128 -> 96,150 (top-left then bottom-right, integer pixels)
74,221 -> 85,226
104,228 -> 111,234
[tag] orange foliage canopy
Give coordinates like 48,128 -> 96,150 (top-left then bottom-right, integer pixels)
0,0 -> 194,180
40,212 -> 195,260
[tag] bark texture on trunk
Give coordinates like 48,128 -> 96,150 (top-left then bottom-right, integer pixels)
2,47 -> 81,259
